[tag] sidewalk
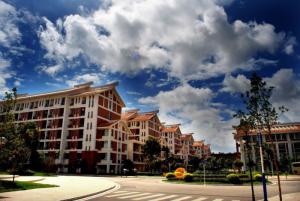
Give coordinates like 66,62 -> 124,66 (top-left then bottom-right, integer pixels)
266,192 -> 300,201
267,175 -> 300,182
0,175 -> 117,201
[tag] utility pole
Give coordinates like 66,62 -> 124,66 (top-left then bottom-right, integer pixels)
258,130 -> 268,201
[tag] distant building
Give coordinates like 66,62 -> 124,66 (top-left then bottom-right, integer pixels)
233,122 -> 300,171
180,133 -> 194,165
121,109 -> 162,171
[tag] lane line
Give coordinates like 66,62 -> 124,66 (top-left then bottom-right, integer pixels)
118,193 -> 152,199
112,190 -> 128,194
172,196 -> 193,201
212,199 -> 223,201
105,192 -> 139,198
149,195 -> 178,201
191,197 -> 208,201
132,194 -> 165,200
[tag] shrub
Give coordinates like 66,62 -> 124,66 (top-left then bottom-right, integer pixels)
174,171 -> 184,179
226,173 -> 242,184
183,173 -> 193,182
254,173 -> 262,181
165,172 -> 176,180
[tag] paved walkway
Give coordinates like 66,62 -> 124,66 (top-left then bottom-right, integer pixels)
0,175 -> 117,201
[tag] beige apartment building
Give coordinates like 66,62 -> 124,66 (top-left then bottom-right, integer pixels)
0,82 -> 211,174
234,122 -> 300,171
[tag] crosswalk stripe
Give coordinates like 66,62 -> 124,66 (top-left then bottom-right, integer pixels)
191,197 -> 208,201
118,193 -> 152,199
212,199 -> 223,201
231,200 -> 240,201
132,194 -> 165,200
172,196 -> 193,201
112,190 -> 128,194
105,192 -> 138,198
149,195 -> 179,201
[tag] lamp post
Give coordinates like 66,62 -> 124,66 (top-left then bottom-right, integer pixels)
242,137 -> 255,201
258,131 -> 268,201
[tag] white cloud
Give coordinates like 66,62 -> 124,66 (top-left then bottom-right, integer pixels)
66,73 -> 104,87
221,74 -> 250,94
38,0 -> 287,81
139,84 -> 237,152
266,69 -> 300,121
0,53 -> 12,96
0,1 -> 21,47
283,36 -> 297,55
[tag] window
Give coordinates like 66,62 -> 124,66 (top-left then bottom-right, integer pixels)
61,97 -> 65,105
82,97 -> 86,104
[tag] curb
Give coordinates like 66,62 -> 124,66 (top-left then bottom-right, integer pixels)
62,183 -> 119,201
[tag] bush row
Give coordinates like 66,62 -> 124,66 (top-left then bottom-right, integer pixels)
166,172 -> 263,184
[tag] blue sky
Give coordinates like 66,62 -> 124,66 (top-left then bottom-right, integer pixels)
0,0 -> 299,152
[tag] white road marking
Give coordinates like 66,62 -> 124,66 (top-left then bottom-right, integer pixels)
172,196 -> 193,201
105,191 -> 139,198
118,192 -> 152,199
191,197 -> 208,201
231,200 -> 240,201
132,194 -> 165,200
212,199 -> 223,201
112,190 -> 128,194
74,183 -> 120,201
149,194 -> 178,201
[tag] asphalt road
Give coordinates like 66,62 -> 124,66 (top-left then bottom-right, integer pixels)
89,176 -> 300,201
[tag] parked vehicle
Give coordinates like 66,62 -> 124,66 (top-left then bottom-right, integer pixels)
291,162 -> 300,174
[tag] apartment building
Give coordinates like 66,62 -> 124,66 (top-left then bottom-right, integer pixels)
180,133 -> 194,165
161,124 -> 183,157
121,109 -> 163,171
0,82 -> 213,174
234,122 -> 300,171
192,140 -> 205,159
0,82 -> 129,174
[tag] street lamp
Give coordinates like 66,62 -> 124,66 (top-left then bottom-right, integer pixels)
242,137 -> 255,201
257,130 -> 268,201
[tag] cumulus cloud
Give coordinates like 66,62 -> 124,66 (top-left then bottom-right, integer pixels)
266,69 -> 300,121
66,73 -> 104,87
139,84 -> 237,152
0,1 -> 21,47
0,53 -> 12,96
221,74 -> 250,94
38,0 -> 287,80
283,36 -> 297,55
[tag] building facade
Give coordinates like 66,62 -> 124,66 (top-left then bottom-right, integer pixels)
0,82 -> 212,174
234,122 -> 300,171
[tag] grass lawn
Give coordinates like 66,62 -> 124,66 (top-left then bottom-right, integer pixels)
163,179 -> 271,186
32,172 -> 56,177
0,180 -> 58,193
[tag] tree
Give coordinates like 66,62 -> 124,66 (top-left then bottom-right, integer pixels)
0,88 -> 30,182
234,73 -> 287,201
233,159 -> 244,173
18,122 -> 41,171
189,156 -> 200,172
0,88 -> 41,181
142,138 -> 161,173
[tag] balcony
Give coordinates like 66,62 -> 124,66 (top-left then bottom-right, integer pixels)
98,160 -> 112,164
101,147 -> 112,152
